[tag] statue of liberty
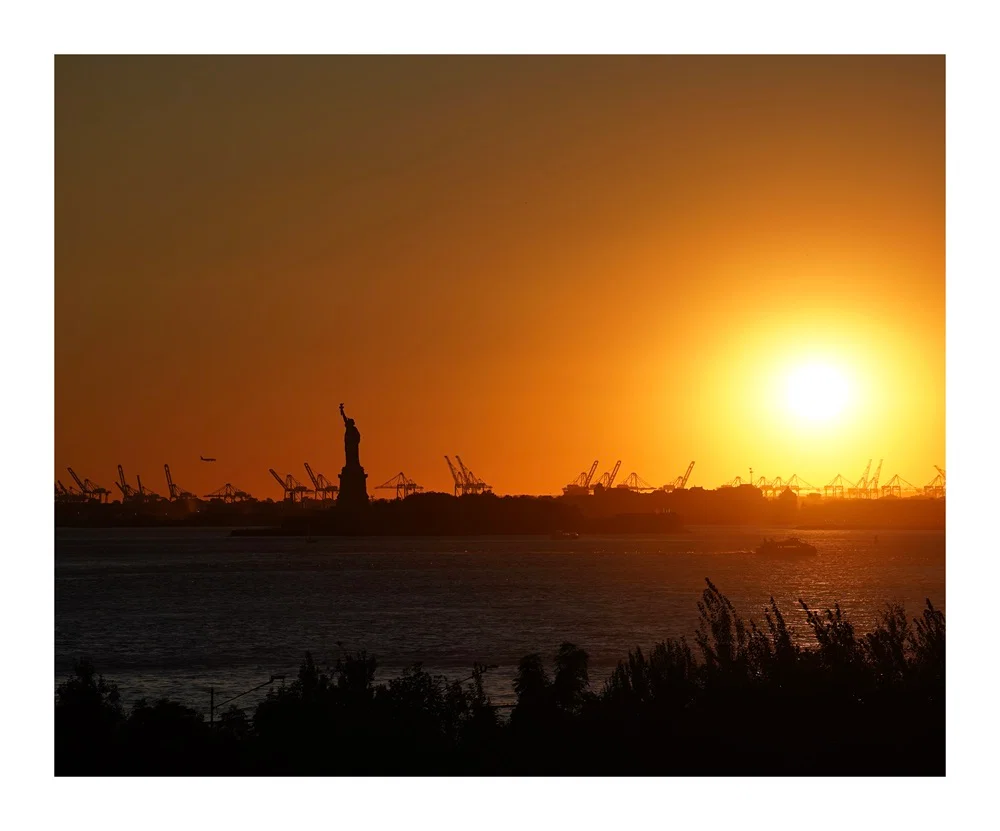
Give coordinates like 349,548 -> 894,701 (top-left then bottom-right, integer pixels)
337,402 -> 368,507
340,402 -> 361,468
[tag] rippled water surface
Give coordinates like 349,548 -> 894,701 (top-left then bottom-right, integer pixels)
55,526 -> 945,711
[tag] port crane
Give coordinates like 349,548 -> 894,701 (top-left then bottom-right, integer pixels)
269,468 -> 310,502
866,459 -> 884,499
55,480 -> 84,502
455,455 -> 492,495
662,461 -> 695,492
204,482 -> 252,503
66,467 -> 86,492
445,456 -> 492,496
783,474 -> 819,495
303,462 -> 339,500
824,473 -> 848,499
924,466 -> 946,498
616,472 -> 658,492
115,465 -> 138,501
164,464 -> 196,500
595,460 -> 622,490
375,472 -> 423,500
136,473 -> 164,502
563,460 -> 600,495
444,456 -> 464,496
881,474 -> 918,498
66,467 -> 111,503
760,476 -> 783,498
846,459 -> 872,499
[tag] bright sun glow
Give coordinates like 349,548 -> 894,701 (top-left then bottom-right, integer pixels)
785,362 -> 853,424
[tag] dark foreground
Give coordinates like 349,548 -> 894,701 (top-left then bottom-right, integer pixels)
55,580 -> 944,776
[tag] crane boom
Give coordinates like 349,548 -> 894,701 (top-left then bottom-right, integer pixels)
584,460 -> 599,488
269,468 -> 288,489
606,460 -> 621,488
455,455 -> 491,494
67,467 -> 87,492
116,465 -> 136,499
856,459 -> 872,489
375,472 -> 424,500
869,459 -> 884,496
679,461 -> 695,489
164,464 -> 175,496
444,456 -> 464,495
455,456 -> 474,485
303,462 -> 320,490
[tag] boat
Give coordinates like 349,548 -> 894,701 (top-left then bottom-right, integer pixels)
754,537 -> 817,557
550,531 -> 580,540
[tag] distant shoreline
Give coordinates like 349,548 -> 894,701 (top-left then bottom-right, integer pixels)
55,488 -> 946,533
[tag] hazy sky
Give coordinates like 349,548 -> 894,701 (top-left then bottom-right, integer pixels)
55,55 -> 944,497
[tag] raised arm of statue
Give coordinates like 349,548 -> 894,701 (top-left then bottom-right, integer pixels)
340,402 -> 349,425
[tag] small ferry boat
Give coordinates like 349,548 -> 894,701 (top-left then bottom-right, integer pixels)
754,537 -> 817,557
550,531 -> 580,540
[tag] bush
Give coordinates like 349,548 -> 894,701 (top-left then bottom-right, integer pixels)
55,579 -> 945,775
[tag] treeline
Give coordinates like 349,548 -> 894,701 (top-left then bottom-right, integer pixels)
55,581 -> 944,775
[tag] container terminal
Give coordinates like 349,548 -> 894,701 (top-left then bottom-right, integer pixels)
55,457 -> 946,533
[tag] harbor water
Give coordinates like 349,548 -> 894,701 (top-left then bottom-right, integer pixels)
55,526 -> 945,713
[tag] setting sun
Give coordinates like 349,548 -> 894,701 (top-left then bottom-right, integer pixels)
785,361 -> 854,424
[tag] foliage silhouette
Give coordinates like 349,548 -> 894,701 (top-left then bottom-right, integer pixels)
55,580 -> 944,775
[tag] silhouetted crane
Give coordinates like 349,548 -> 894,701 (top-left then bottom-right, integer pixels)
847,459 -> 872,499
881,474 -> 918,498
444,456 -> 465,496
67,467 -> 87,493
866,459 -> 884,499
164,464 -> 196,500
269,468 -> 310,502
596,460 -> 622,490
66,467 -> 110,502
303,462 -> 338,500
784,474 -> 819,494
55,480 -> 83,503
616,472 -> 658,492
824,474 -> 848,499
115,465 -> 138,501
205,482 -> 252,503
564,460 -> 600,495
455,455 -> 492,495
136,474 -> 164,502
663,461 -> 695,492
924,466 -> 945,498
375,472 -> 423,500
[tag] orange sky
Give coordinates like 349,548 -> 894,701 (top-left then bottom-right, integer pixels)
55,55 -> 944,499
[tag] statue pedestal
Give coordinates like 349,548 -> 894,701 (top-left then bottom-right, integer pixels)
337,465 -> 369,510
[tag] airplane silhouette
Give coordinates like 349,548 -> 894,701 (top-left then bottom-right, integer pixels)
200,456 -> 217,462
